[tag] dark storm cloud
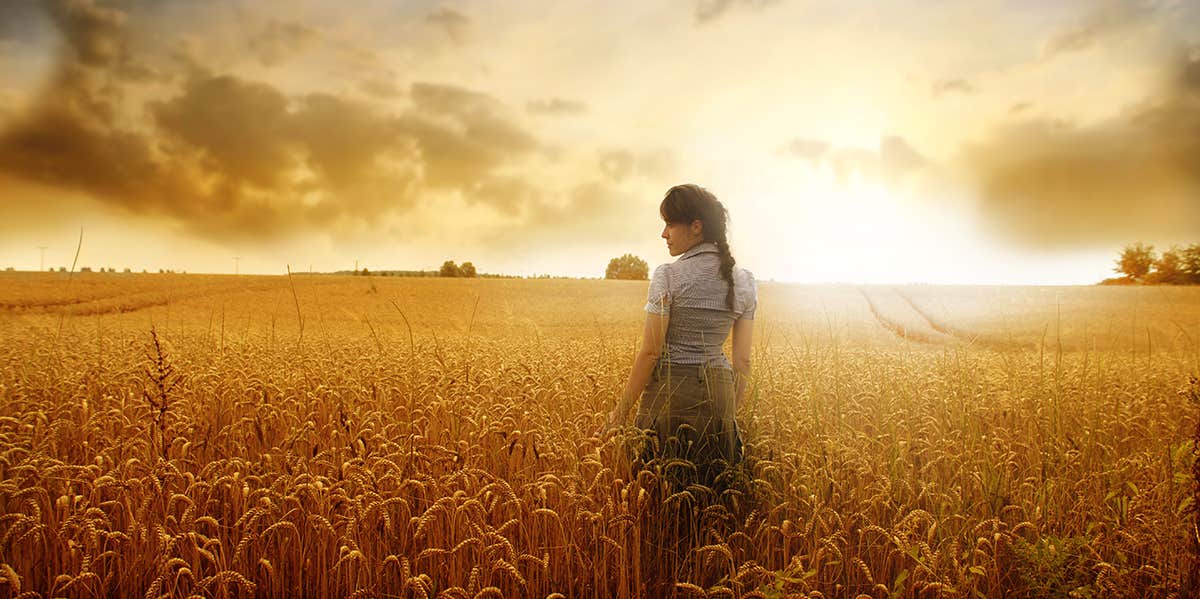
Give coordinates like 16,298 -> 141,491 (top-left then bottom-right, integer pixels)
779,135 -> 928,184
43,0 -> 127,67
400,82 -> 539,189
0,0 -> 197,219
0,0 -> 54,44
963,51 -> 1200,248
525,97 -> 588,116
0,0 -> 547,241
152,73 -> 295,189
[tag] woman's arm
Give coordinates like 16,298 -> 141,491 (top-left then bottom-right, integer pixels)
731,317 -> 754,408
603,311 -> 669,432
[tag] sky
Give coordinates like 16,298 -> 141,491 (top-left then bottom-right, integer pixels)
0,0 -> 1197,283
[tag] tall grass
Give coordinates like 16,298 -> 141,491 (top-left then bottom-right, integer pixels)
0,277 -> 1195,597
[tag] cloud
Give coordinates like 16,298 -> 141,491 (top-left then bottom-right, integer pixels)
525,97 -> 588,116
0,0 -> 53,45
152,72 -> 296,189
45,0 -> 128,67
778,138 -> 829,162
694,0 -> 782,24
400,82 -> 540,189
779,135 -> 929,184
359,75 -> 401,98
0,0 -> 192,218
522,180 -> 649,239
426,7 -> 470,44
596,147 -> 677,183
931,78 -> 975,97
248,19 -> 319,67
1040,0 -> 1152,58
962,51 -> 1200,248
467,175 -> 542,217
0,1 -> 545,242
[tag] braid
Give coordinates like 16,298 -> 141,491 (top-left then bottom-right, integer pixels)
715,237 -> 736,311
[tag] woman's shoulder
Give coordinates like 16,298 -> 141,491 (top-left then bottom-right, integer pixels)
733,266 -> 756,289
648,263 -> 673,292
733,266 -> 757,316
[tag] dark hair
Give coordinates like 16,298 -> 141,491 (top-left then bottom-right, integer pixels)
659,183 -> 737,311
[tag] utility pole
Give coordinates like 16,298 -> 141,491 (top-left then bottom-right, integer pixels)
233,256 -> 240,275
37,246 -> 47,272
355,259 -> 359,273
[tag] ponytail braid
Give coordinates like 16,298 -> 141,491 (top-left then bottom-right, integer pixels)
702,197 -> 735,312
715,237 -> 736,311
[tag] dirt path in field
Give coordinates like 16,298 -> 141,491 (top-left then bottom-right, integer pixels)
892,289 -> 1031,351
858,288 -> 952,345
1,280 -> 283,317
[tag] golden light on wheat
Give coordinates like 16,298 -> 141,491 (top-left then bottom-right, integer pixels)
0,271 -> 1197,597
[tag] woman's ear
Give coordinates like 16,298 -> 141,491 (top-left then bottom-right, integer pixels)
690,219 -> 704,237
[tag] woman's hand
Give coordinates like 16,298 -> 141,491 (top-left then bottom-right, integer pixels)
595,409 -> 620,437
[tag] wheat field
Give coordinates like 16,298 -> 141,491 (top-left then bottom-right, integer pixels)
0,271 -> 1197,598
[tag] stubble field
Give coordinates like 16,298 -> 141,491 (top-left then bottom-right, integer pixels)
0,271 -> 1198,598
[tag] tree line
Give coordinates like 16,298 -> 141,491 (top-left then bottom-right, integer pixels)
1103,243 -> 1200,285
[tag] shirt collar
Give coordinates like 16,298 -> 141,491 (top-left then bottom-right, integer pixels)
678,241 -> 719,260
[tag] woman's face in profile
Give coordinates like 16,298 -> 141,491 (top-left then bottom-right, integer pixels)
661,219 -> 703,256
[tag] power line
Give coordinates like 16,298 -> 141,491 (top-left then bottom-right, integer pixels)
37,246 -> 47,272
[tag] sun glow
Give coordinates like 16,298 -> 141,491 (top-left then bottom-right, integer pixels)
736,162 -> 949,284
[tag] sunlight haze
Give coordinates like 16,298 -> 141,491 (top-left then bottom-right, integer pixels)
1,0 -> 1197,283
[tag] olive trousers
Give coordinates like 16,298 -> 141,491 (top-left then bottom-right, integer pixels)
633,360 -> 742,487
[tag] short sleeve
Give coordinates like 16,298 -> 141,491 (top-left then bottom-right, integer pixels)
736,269 -> 757,320
644,264 -> 671,315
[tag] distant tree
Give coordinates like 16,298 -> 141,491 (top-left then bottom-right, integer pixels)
459,262 -> 477,278
605,254 -> 649,280
123,268 -> 131,273
361,268 -> 370,276
440,260 -> 460,277
1182,244 -> 1200,284
1147,246 -> 1186,284
1114,243 -> 1156,282
80,267 -> 92,272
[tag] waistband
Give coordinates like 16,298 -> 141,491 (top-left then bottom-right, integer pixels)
652,359 -> 734,377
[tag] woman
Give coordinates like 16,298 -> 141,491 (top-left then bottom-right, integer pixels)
602,183 -> 756,488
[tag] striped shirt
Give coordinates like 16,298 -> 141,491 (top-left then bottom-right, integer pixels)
644,241 -> 757,367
